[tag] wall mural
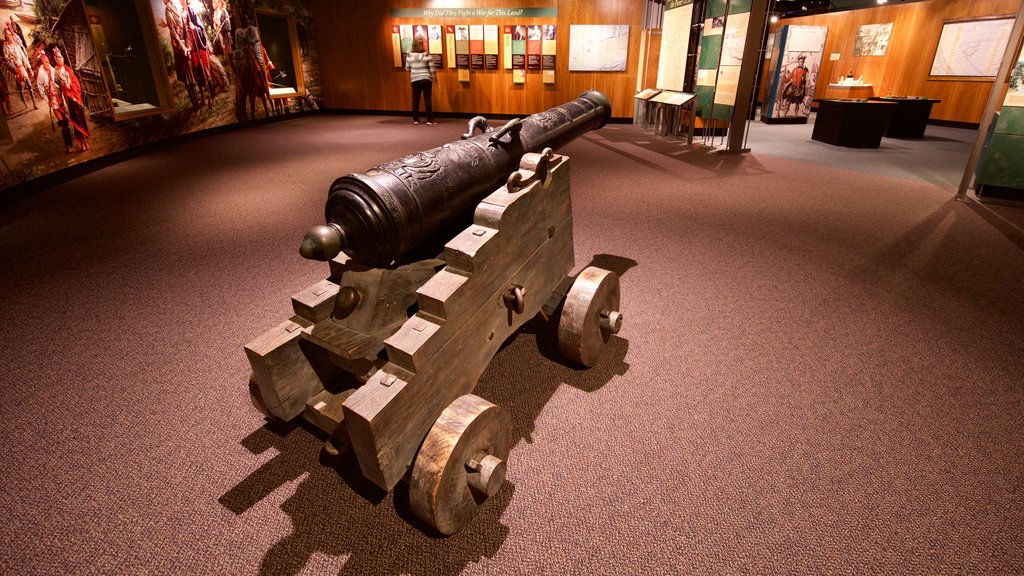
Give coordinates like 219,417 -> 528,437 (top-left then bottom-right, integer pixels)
1,0 -> 320,192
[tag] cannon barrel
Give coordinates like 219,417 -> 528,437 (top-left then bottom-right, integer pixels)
299,90 -> 612,267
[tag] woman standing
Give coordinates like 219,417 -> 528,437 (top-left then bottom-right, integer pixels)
404,39 -> 436,125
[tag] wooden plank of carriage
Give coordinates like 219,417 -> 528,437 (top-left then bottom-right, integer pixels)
343,153 -> 576,490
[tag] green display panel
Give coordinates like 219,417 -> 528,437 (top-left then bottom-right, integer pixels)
706,0 -> 728,18
977,133 -> 1024,188
993,106 -> 1024,135
695,85 -> 715,116
711,103 -> 734,121
728,0 -> 753,14
699,35 -> 723,69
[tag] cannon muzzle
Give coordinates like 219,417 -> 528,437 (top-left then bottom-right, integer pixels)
301,90 -> 612,266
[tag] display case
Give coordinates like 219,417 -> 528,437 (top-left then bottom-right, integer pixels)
83,0 -> 173,120
811,98 -> 897,148
256,9 -> 305,99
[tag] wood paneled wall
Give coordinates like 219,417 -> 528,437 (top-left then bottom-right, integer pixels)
310,0 -> 645,118
769,0 -> 1022,124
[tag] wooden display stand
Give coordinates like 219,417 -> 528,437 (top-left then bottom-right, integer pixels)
634,88 -> 661,129
820,83 -> 873,102
245,151 -> 623,535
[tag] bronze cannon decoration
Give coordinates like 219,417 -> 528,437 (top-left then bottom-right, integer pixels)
245,91 -> 625,534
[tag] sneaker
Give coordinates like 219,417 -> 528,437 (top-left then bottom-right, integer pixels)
426,121 -> 437,125
413,120 -> 421,125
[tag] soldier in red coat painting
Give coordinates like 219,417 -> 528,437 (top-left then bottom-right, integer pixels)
778,54 -> 809,117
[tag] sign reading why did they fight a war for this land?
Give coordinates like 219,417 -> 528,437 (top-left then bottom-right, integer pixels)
391,8 -> 557,18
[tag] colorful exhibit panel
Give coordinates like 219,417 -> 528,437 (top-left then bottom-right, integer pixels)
455,24 -> 470,81
428,24 -> 443,67
541,25 -> 556,84
511,24 -> 526,83
712,2 -> 752,118
469,24 -> 484,69
691,0 -> 758,122
762,25 -> 828,123
526,24 -> 541,70
389,8 -> 556,86
446,24 -> 456,68
392,22 -> 442,69
694,0 -> 726,119
484,24 -> 499,70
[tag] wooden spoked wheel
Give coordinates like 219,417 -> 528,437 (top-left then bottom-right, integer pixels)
409,394 -> 512,535
558,266 -> 623,367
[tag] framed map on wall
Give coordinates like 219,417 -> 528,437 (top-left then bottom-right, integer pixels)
929,17 -> 1014,78
568,25 -> 630,71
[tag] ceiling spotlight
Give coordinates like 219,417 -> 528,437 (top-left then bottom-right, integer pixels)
801,4 -> 808,10
770,15 -> 779,23
877,0 -> 888,4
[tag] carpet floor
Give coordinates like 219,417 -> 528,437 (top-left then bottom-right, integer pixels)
1,113 -> 1022,575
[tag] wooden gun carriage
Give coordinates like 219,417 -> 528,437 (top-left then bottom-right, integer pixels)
245,92 -> 625,534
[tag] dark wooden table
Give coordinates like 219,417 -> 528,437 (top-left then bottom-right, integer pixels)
812,99 -> 897,148
869,96 -> 941,138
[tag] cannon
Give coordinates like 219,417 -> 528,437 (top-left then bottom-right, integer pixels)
245,91 -> 625,535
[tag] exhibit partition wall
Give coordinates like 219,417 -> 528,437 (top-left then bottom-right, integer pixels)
972,14 -> 1024,200
761,25 -> 828,124
693,0 -> 758,123
312,0 -> 646,119
766,0 -> 1023,125
0,0 -> 321,193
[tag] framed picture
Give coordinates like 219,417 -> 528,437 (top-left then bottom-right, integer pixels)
929,17 -> 1014,78
852,22 -> 892,57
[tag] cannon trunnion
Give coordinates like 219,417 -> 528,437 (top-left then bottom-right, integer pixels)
245,94 -> 624,535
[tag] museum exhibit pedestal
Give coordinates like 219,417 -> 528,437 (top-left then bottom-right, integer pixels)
634,89 -> 660,130
821,84 -> 873,101
811,99 -> 897,148
869,97 -> 941,138
761,115 -> 808,125
649,91 -> 697,142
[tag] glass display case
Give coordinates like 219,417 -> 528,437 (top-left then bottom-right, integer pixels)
256,9 -> 305,98
83,0 -> 173,119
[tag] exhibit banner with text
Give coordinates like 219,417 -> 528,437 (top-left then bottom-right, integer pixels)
656,0 -> 694,91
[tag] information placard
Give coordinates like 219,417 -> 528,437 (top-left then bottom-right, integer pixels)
485,25 -> 499,69
455,25 -> 470,69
